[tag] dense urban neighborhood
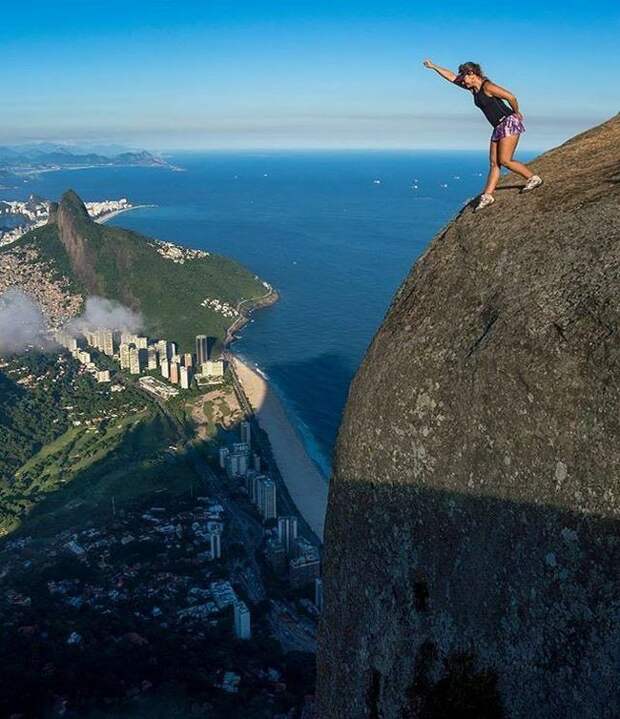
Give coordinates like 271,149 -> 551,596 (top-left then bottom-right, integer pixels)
0,331 -> 321,718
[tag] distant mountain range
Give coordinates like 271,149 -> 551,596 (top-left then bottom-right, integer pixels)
0,143 -> 179,175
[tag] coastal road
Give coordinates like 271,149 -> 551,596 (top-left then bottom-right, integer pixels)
223,349 -> 254,419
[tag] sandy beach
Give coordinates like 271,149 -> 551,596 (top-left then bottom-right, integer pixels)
96,204 -> 155,224
230,354 -> 329,541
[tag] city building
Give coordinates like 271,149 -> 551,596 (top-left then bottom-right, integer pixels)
289,543 -> 321,588
196,335 -> 209,365
209,529 -> 222,560
183,352 -> 193,367
210,579 -> 237,610
244,470 -> 258,501
160,358 -> 170,379
219,447 -> 230,469
101,329 -> 114,356
169,361 -> 180,385
156,339 -> 169,361
77,350 -> 92,365
257,477 -> 277,520
240,420 -> 251,445
180,365 -> 190,389
138,375 -> 179,400
225,451 -> 249,479
96,370 -> 111,383
129,346 -> 142,375
265,536 -> 287,574
277,516 -> 299,556
252,452 -> 261,472
202,359 -> 224,377
233,600 -> 251,640
55,330 -> 79,352
119,343 -> 131,370
147,347 -> 158,370
120,331 -> 136,346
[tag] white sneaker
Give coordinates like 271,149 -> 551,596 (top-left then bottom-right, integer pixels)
522,175 -> 543,192
475,193 -> 495,211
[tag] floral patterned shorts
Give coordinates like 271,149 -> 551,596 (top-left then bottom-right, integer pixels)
491,113 -> 526,141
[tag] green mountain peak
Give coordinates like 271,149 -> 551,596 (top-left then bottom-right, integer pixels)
4,189 -> 276,352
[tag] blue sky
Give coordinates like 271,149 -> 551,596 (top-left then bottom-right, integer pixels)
2,1 -> 618,150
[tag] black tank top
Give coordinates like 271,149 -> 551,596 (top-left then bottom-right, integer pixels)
473,80 -> 513,127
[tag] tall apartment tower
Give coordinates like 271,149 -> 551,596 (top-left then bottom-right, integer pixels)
156,339 -> 169,361
226,452 -> 249,479
119,343 -> 131,370
169,361 -> 180,385
277,516 -> 299,556
209,531 -> 222,560
196,335 -> 209,365
219,447 -> 230,469
102,329 -> 114,356
129,346 -> 142,375
180,365 -> 190,390
120,331 -> 136,346
257,477 -> 277,520
233,600 -> 251,640
252,452 -> 261,472
147,347 -> 158,370
240,421 -> 251,446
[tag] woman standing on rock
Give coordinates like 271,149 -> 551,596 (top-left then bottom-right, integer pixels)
423,60 -> 543,211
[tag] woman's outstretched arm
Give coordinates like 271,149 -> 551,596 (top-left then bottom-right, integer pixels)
423,59 -> 461,85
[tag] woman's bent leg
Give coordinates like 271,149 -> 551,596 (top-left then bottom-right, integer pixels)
498,134 -> 533,179
484,140 -> 501,194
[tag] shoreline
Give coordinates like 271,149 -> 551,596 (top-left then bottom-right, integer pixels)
14,161 -> 183,176
222,284 -> 330,540
224,286 -> 280,346
95,204 -> 157,224
228,353 -> 329,541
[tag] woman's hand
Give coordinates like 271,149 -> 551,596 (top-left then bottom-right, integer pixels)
424,60 -> 458,84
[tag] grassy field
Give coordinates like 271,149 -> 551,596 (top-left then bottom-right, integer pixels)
1,406 -> 200,539
0,344 -> 247,542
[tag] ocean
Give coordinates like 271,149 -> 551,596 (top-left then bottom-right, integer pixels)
2,150 -> 535,478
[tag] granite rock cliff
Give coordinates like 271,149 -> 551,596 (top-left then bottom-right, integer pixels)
317,115 -> 620,718
52,191 -> 103,295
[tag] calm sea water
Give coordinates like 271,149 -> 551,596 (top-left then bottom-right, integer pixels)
2,151 -> 534,477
